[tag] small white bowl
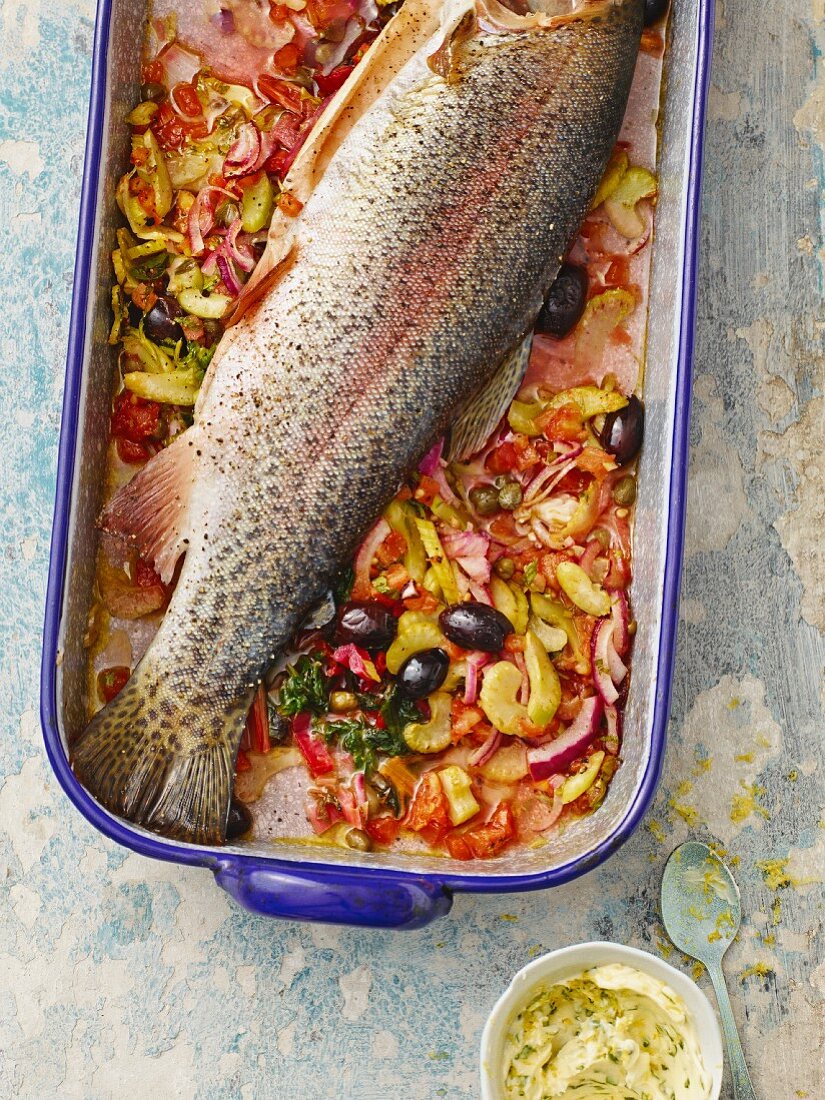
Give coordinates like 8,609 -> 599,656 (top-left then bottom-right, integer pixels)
480,940 -> 723,1100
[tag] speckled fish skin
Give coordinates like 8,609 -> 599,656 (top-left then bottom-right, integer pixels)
73,0 -> 643,845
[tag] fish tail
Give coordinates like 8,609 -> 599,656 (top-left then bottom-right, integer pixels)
72,660 -> 235,846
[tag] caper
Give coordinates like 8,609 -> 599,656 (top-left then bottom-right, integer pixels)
215,200 -> 240,228
330,690 -> 358,713
612,475 -> 637,506
344,828 -> 372,851
493,556 -> 515,580
497,480 -> 523,511
591,527 -> 611,552
469,485 -> 500,516
140,81 -> 166,102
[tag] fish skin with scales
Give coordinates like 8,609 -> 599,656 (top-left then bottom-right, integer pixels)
72,0 -> 644,844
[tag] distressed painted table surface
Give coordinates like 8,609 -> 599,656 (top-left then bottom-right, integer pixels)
1,1 -> 823,1097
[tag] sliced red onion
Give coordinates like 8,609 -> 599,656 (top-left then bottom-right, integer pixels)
400,580 -> 417,599
524,457 -> 576,504
216,252 -> 243,297
591,620 -> 619,705
418,438 -> 444,476
200,250 -> 218,276
606,630 -> 627,685
225,219 -> 256,272
211,8 -> 235,33
578,538 -> 601,579
527,696 -> 603,780
610,590 -> 630,655
466,580 -> 492,605
319,16 -> 365,76
468,728 -> 501,767
224,124 -> 262,177
604,703 -> 621,750
352,770 -> 367,804
157,42 -> 202,91
352,517 -> 391,598
463,653 -> 489,705
253,129 -> 277,172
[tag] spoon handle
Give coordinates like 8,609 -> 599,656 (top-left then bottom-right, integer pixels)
707,961 -> 757,1099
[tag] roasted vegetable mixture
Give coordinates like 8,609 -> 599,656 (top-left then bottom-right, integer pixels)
93,3 -> 657,858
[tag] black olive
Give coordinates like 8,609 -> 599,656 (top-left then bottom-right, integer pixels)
127,299 -> 143,328
140,81 -> 166,102
439,602 -> 513,653
225,797 -> 252,841
535,263 -> 588,339
600,395 -> 645,465
335,600 -> 397,650
644,0 -> 669,27
143,296 -> 184,343
397,648 -> 450,699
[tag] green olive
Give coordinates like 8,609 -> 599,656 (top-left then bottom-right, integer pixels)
498,480 -> 523,511
344,828 -> 372,851
140,82 -> 165,102
469,485 -> 500,516
330,691 -> 358,713
612,475 -> 637,506
493,556 -> 515,580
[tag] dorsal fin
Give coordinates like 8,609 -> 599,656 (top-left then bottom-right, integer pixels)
235,0 -> 443,311
446,334 -> 533,462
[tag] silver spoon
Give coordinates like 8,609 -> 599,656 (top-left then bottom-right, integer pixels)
661,841 -> 757,1100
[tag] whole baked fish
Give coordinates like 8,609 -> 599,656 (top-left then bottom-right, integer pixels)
73,0 -> 643,844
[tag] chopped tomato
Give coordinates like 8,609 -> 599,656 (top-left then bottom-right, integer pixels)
402,590 -> 441,614
446,802 -> 516,860
451,698 -> 484,742
116,438 -> 151,464
152,100 -> 208,152
556,671 -> 590,721
554,468 -> 591,496
277,191 -> 304,217
365,815 -> 402,846
236,749 -> 252,773
605,256 -> 630,289
576,445 -> 614,477
294,723 -> 335,777
382,563 -> 410,591
130,282 -> 158,312
413,474 -> 441,506
485,442 -> 519,474
97,666 -> 130,703
273,42 -> 301,73
405,772 -> 450,846
375,529 -> 407,566
111,392 -> 161,443
536,402 -> 587,443
257,74 -> 303,113
488,513 -> 520,545
315,65 -> 354,96
171,81 -> 203,119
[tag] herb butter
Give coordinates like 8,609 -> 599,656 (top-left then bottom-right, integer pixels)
501,963 -> 711,1099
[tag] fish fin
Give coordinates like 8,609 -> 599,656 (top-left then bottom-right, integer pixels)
72,658 -> 239,845
445,335 -> 533,462
100,430 -> 196,584
427,5 -> 478,82
244,0 -> 442,307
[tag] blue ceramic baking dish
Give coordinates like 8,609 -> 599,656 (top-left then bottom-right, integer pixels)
40,0 -> 714,929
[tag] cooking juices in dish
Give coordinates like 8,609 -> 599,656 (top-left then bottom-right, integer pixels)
77,0 -> 668,853
501,963 -> 712,1099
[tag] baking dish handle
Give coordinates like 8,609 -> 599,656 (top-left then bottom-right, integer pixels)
213,860 -> 452,929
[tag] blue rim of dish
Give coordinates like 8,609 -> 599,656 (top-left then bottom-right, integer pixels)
40,1 -> 715,902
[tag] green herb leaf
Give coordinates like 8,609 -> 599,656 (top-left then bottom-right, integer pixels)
278,653 -> 330,717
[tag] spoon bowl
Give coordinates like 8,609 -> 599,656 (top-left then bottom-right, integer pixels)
661,842 -> 757,1100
